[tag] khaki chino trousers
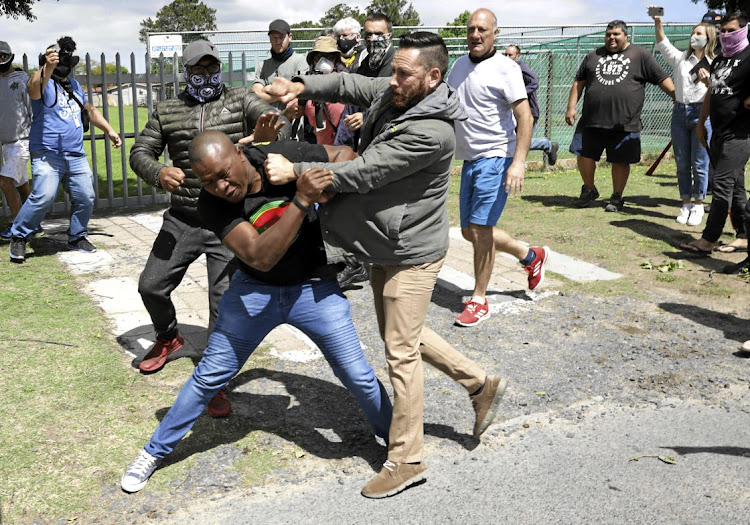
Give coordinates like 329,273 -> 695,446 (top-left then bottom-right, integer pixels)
370,256 -> 487,464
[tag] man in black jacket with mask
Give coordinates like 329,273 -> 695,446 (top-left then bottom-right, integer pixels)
129,39 -> 290,417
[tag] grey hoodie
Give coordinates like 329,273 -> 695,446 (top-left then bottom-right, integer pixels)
294,73 -> 467,266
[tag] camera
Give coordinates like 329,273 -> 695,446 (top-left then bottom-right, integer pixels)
38,37 -> 79,68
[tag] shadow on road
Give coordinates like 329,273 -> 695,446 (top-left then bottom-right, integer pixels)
662,445 -> 750,458
157,367 -> 475,472
658,302 -> 748,345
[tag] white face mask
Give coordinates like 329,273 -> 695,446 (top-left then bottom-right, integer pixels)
314,57 -> 335,74
690,34 -> 708,50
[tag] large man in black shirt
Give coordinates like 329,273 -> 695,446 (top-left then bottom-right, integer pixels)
566,20 -> 675,212
121,130 -> 392,493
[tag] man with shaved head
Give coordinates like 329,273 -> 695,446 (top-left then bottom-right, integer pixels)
447,8 -> 548,327
121,129 -> 391,493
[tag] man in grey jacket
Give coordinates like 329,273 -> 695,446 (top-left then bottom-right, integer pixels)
129,39 -> 289,417
264,32 -> 506,499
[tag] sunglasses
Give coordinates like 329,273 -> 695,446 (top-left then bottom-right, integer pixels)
188,62 -> 221,75
0,53 -> 12,63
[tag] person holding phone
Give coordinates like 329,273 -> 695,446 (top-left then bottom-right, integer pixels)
652,7 -> 717,227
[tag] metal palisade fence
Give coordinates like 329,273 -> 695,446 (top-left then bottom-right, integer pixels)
1,22 -> 695,217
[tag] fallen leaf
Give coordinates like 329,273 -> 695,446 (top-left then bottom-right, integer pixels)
658,455 -> 677,464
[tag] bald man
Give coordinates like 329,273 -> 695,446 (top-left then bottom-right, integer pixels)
121,130 -> 391,494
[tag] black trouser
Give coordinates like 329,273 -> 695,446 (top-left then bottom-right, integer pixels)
138,208 -> 236,340
701,137 -> 750,243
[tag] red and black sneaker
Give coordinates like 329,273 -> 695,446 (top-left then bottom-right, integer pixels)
524,246 -> 549,291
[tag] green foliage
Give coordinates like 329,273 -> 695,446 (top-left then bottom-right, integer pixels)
440,10 -> 470,39
290,21 -> 326,42
138,0 -> 218,44
693,0 -> 750,14
0,0 -> 57,20
74,60 -> 129,78
366,0 -> 421,26
320,3 -> 365,27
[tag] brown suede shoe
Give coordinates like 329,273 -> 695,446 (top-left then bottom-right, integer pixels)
361,460 -> 427,499
471,375 -> 508,438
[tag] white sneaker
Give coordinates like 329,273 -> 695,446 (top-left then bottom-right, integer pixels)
675,205 -> 691,224
687,204 -> 705,226
121,449 -> 160,493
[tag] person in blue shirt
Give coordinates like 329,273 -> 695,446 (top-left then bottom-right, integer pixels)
9,36 -> 121,263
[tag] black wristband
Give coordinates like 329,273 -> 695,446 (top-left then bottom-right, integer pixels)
292,196 -> 312,213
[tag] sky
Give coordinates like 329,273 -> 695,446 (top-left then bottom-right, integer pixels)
3,0 -> 712,72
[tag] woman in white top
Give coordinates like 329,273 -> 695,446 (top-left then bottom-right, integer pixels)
653,14 -> 717,226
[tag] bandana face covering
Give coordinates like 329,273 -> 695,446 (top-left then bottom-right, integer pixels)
719,25 -> 749,57
185,72 -> 223,103
366,34 -> 391,68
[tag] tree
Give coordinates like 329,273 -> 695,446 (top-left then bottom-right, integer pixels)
439,10 -> 470,39
693,0 -> 750,14
319,3 -> 365,27
365,0 -> 421,26
1,0 -> 58,20
138,0 -> 218,45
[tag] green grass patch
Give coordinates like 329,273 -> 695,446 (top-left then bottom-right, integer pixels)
0,255 -> 278,523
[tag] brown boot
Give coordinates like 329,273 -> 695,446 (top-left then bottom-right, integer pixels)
361,460 -> 427,498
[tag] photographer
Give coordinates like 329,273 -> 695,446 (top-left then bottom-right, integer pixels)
8,36 -> 121,263
652,8 -> 717,227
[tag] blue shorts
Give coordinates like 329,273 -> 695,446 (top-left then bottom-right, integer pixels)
569,126 -> 641,164
459,157 -> 513,228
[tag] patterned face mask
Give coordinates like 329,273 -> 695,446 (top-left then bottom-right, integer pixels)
366,34 -> 391,68
185,72 -> 223,103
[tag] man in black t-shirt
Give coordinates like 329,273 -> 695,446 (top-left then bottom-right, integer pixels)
120,130 -> 392,494
566,20 -> 675,211
681,11 -> 750,263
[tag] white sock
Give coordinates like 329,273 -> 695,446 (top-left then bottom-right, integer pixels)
471,296 -> 486,305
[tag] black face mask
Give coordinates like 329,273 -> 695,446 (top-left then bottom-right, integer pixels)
0,62 -> 12,73
338,37 -> 357,54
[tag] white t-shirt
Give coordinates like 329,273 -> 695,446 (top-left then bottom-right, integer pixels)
447,52 -> 528,160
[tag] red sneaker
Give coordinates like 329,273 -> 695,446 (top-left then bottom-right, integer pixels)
455,300 -> 490,327
524,246 -> 549,291
139,333 -> 184,373
207,388 -> 231,418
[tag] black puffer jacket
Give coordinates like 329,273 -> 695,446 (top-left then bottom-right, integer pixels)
130,86 -> 290,220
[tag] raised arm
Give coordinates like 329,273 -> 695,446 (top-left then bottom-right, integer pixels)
27,48 -> 56,100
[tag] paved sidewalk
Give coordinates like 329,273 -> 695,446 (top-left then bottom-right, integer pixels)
32,207 -> 621,365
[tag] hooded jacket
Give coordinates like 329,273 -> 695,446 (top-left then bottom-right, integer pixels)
293,73 -> 467,266
129,86 -> 289,221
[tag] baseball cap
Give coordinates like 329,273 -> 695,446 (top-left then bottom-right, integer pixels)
306,36 -> 341,65
182,39 -> 220,67
268,19 -> 291,35
0,41 -> 13,64
702,11 -> 722,24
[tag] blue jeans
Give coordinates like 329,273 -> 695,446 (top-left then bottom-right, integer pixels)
10,150 -> 95,241
530,122 -> 552,153
144,271 -> 392,459
671,102 -> 711,201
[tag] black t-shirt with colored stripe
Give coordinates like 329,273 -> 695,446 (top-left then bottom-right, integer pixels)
198,141 -> 331,285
